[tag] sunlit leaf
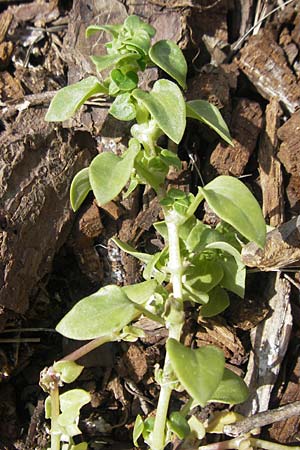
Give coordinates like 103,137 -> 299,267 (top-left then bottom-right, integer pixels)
86,24 -> 122,39
45,76 -> 107,122
89,139 -> 140,206
112,237 -> 152,264
168,412 -> 190,440
70,167 -> 91,212
167,339 -> 225,407
206,411 -> 244,434
90,53 -> 140,72
124,15 -> 156,37
185,257 -> 224,293
53,361 -> 84,384
186,100 -> 232,145
209,369 -> 249,405
218,254 -> 245,298
149,40 -> 187,89
200,176 -> 266,248
188,416 -> 206,440
111,69 -> 138,91
56,285 -> 141,340
133,415 -> 144,446
109,92 -> 136,121
132,79 -> 186,144
122,280 -> 158,304
200,286 -> 230,318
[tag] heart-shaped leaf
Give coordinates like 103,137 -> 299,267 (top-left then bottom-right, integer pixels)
70,167 -> 91,212
132,79 -> 185,144
186,100 -> 232,145
209,369 -> 249,405
200,176 -> 266,248
149,40 -> 187,89
45,76 -> 107,122
56,285 -> 141,340
89,139 -> 140,206
167,339 -> 225,406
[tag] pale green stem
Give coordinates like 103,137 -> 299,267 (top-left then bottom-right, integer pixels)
50,381 -> 61,450
59,334 -> 116,362
151,218 -> 184,450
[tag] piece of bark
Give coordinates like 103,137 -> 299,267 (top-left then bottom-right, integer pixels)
286,175 -> 300,214
0,108 -> 94,325
258,98 -> 284,227
237,273 -> 292,416
277,110 -> 300,176
0,11 -> 13,44
242,216 -> 300,271
0,71 -> 24,102
238,31 -> 300,114
0,41 -> 13,69
267,354 -> 300,444
210,98 -> 263,176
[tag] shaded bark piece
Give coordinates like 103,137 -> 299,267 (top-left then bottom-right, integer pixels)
0,41 -> 13,69
279,27 -> 298,67
237,273 -> 292,416
0,71 -> 24,101
242,216 -> 300,271
6,0 -> 60,26
268,354 -> 300,444
120,342 -> 148,384
258,98 -> 284,227
0,11 -> 12,43
277,110 -> 300,176
0,108 -> 94,323
238,31 -> 300,114
69,202 -> 104,283
286,175 -> 300,215
210,98 -> 263,176
196,316 -> 246,365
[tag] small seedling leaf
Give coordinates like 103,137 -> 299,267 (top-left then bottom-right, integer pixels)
56,285 -> 141,339
59,389 -> 91,418
90,53 -> 139,72
53,361 -> 84,384
149,40 -> 187,89
206,411 -> 244,434
89,139 -> 140,206
185,257 -> 224,293
86,24 -> 122,39
209,368 -> 249,405
132,79 -> 186,144
112,237 -> 152,264
188,416 -> 206,440
133,415 -> 144,446
186,100 -> 232,145
200,286 -> 230,318
168,412 -> 190,440
200,176 -> 266,248
167,339 -> 225,407
45,76 -> 107,122
70,167 -> 91,212
122,280 -> 158,304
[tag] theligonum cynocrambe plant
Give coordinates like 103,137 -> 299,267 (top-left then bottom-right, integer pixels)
41,15 -> 266,450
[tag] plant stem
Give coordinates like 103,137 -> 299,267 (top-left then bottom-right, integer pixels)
50,379 -> 61,450
59,334 -> 116,362
151,217 -> 184,450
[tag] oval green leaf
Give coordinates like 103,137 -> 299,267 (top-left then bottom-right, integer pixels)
149,40 -> 187,89
200,176 -> 266,248
91,53 -> 140,72
89,139 -> 140,206
167,339 -> 225,407
209,368 -> 249,405
112,237 -> 152,264
122,280 -> 158,304
132,79 -> 186,144
109,93 -> 136,121
86,24 -> 122,39
70,167 -> 91,212
56,285 -> 141,340
45,76 -> 107,122
53,361 -> 84,384
186,100 -> 232,145
133,415 -> 144,447
200,286 -> 230,318
168,412 -> 190,440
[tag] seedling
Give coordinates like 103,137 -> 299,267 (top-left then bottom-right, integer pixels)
43,15 -> 267,450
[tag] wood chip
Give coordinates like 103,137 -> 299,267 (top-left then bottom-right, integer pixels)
237,273 -> 292,416
277,110 -> 300,176
258,98 -> 284,227
238,31 -> 300,114
210,98 -> 263,176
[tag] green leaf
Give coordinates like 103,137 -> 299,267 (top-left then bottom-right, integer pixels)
70,167 -> 91,212
185,257 -> 224,293
59,388 -> 91,421
168,412 -> 190,440
124,29 -> 151,55
56,285 -> 141,340
122,280 -> 158,304
218,254 -> 245,298
124,15 -> 156,37
53,361 -> 84,384
133,415 -> 144,446
45,76 -> 107,122
209,369 -> 249,405
132,79 -> 186,144
186,100 -> 232,145
71,443 -> 88,450
112,237 -> 152,264
90,53 -> 140,72
149,40 -> 187,89
86,24 -> 122,39
200,286 -> 230,318
89,138 -> 140,206
160,149 -> 182,169
167,339 -> 225,407
109,93 -> 136,121
110,69 -> 138,91
188,416 -> 206,440
200,176 -> 266,248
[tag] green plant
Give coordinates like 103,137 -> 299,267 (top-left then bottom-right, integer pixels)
42,15 -> 266,450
